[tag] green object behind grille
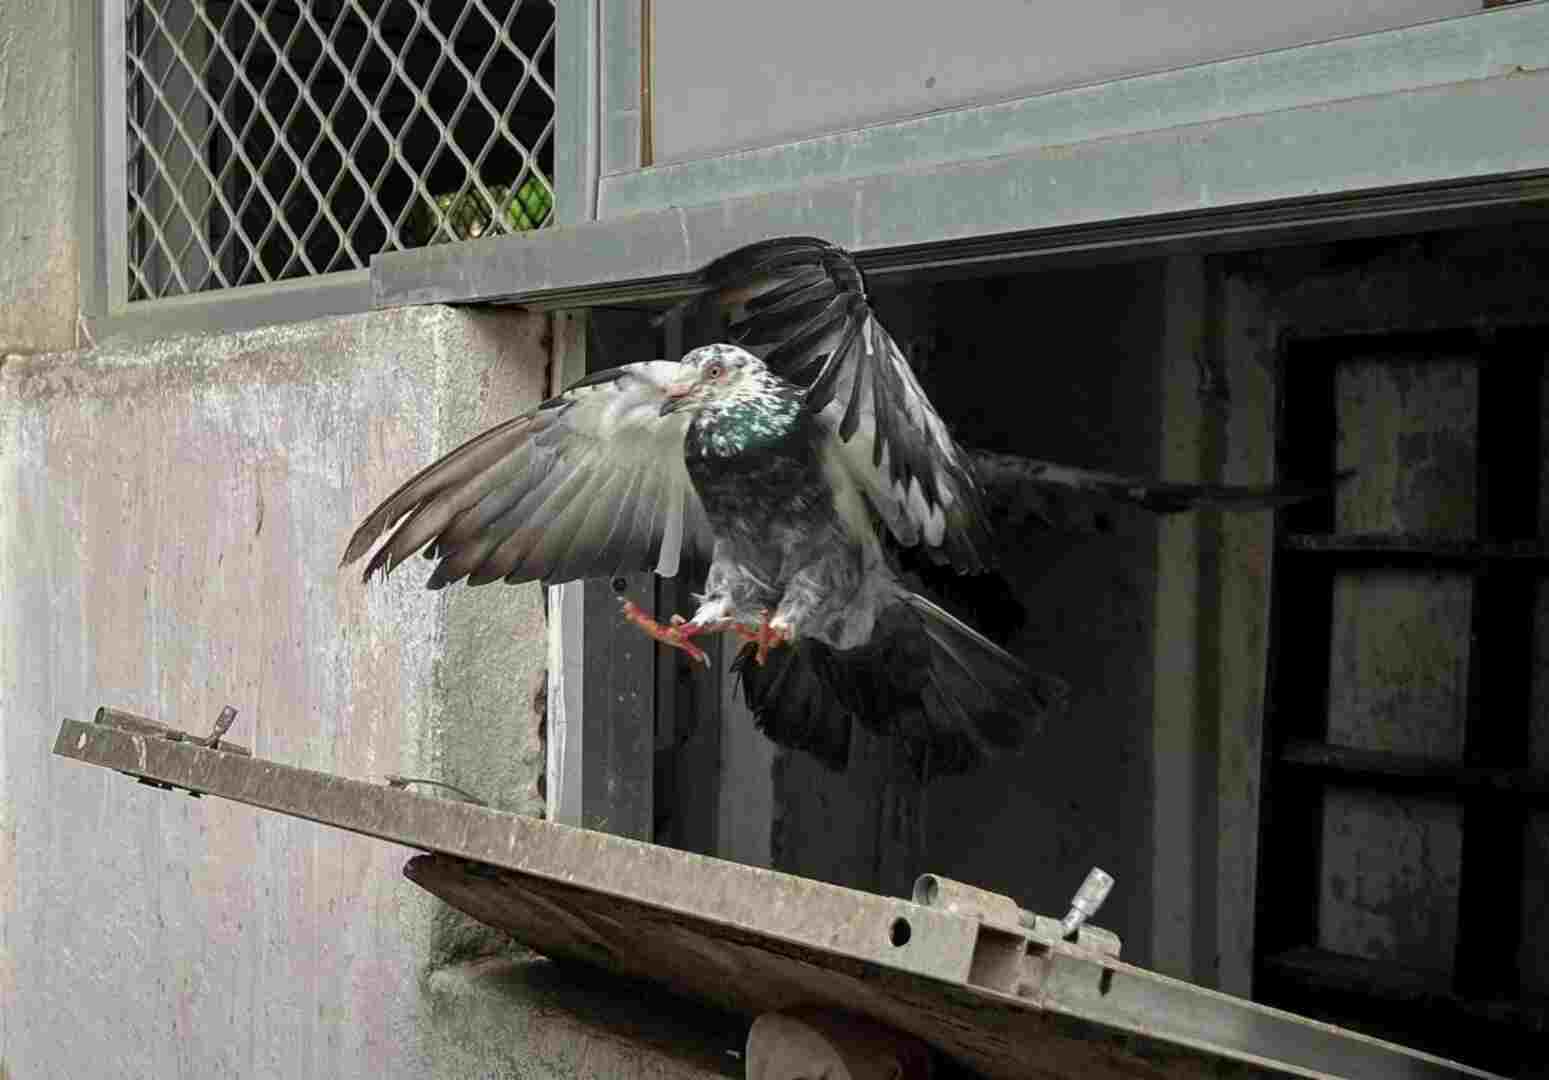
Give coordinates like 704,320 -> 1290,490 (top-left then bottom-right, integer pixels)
408,176 -> 553,247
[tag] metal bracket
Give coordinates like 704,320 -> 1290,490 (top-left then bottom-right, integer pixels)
912,872 -> 1123,960
93,705 -> 247,797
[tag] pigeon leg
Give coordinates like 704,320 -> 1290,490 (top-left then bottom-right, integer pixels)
619,599 -> 726,666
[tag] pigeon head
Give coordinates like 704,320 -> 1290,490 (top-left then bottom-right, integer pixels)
659,344 -> 771,416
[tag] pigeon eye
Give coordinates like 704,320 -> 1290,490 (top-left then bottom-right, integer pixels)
705,362 -> 726,380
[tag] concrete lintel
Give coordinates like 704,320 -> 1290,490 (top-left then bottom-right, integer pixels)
371,68 -> 1549,311
81,271 -> 375,350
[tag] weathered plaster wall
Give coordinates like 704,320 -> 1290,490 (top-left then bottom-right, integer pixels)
0,0 -> 81,353
0,306 -> 559,1078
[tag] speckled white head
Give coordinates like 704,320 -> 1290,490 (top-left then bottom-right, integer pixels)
681,343 -> 763,377
659,344 -> 780,416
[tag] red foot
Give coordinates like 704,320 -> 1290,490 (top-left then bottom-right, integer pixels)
620,600 -> 715,666
621,601 -> 792,667
729,609 -> 792,667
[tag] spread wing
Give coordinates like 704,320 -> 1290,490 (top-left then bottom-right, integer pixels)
341,361 -> 714,588
674,237 -> 993,571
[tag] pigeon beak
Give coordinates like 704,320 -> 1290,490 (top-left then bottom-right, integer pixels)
659,380 -> 697,416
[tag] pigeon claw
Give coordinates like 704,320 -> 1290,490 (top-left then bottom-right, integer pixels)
733,610 -> 791,667
619,599 -> 710,666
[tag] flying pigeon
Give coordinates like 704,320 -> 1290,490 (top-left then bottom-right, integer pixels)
341,237 -> 1068,776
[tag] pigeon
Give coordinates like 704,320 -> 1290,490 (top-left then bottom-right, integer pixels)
342,237 -> 1067,777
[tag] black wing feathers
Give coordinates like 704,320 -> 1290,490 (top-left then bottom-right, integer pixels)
680,237 -> 994,572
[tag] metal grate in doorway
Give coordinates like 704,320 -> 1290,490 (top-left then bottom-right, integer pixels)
123,0 -> 555,301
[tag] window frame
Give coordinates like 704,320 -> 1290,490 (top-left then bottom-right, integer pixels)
79,3 -> 1549,345
373,3 -> 1549,314
74,0 -> 583,347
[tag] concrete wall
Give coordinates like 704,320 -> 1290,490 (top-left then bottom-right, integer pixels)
0,306 -> 738,1079
0,306 -> 531,1076
0,0 -> 83,354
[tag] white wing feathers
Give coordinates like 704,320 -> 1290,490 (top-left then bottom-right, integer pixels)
342,360 -> 714,587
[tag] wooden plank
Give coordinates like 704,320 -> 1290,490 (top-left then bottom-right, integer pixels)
1331,352 -> 1479,538
1325,569 -> 1471,761
408,853 -> 1497,1080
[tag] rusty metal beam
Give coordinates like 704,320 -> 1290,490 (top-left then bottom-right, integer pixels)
52,715 -> 1501,1080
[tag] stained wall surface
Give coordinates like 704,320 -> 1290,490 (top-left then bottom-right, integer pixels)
0,306 -> 553,1078
0,0 -> 82,354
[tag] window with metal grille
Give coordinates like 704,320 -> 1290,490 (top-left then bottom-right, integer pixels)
123,0 -> 555,301
1255,327 -> 1549,1076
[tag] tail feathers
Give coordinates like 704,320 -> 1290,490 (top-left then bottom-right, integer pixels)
733,592 -> 1066,779
900,592 -> 1067,767
730,642 -> 852,771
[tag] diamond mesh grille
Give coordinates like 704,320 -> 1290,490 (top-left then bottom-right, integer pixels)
124,0 -> 555,301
